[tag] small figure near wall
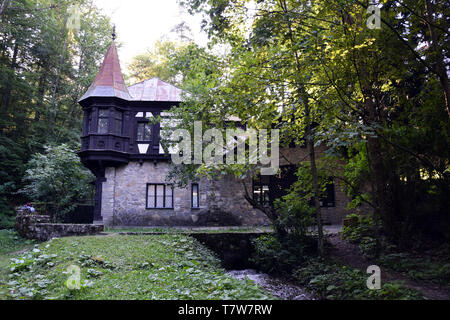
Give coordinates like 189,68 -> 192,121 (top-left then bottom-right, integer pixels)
25,202 -> 35,214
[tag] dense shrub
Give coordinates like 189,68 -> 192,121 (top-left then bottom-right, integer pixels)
343,214 -> 450,288
19,145 -> 94,222
0,199 -> 15,229
293,258 -> 422,300
251,234 -> 317,275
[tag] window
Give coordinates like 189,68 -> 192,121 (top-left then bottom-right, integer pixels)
137,123 -> 152,141
114,110 -> 123,135
320,182 -> 336,208
87,111 -> 92,133
98,109 -> 109,134
253,175 -> 271,207
253,184 -> 270,207
147,184 -> 173,209
192,184 -> 199,208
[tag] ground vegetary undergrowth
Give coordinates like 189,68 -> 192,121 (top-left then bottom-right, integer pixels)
0,234 -> 272,300
342,215 -> 450,289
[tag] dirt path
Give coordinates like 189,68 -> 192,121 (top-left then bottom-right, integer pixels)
328,234 -> 450,300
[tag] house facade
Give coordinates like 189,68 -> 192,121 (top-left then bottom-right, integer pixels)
78,41 -> 351,227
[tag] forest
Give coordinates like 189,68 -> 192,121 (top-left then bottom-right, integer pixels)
0,0 -> 111,227
0,0 -> 449,301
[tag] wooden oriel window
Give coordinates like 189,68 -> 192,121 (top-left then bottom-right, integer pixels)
87,111 -> 93,133
98,109 -> 109,134
114,110 -> 123,135
147,184 -> 173,209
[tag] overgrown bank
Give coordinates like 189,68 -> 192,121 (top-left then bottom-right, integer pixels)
250,233 -> 423,300
341,215 -> 450,291
0,233 -> 271,300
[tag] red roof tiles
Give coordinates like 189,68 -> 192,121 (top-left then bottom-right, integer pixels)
79,42 -> 183,103
79,41 -> 132,101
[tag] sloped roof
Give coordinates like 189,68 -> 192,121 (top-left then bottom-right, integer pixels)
128,78 -> 183,102
79,41 -> 132,102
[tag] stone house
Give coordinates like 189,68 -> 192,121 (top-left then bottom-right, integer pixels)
78,41 -> 351,227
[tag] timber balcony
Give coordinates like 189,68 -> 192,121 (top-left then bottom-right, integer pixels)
81,133 -> 130,154
79,133 -> 130,170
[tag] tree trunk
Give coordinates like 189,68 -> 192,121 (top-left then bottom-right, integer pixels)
35,70 -> 47,122
364,96 -> 396,239
306,120 -> 325,258
0,41 -> 18,125
279,0 -> 325,257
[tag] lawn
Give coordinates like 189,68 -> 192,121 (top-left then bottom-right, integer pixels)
105,226 -> 273,234
0,233 -> 272,300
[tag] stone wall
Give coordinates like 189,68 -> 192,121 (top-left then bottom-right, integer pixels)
100,145 -> 355,227
15,209 -> 104,241
101,161 -> 270,227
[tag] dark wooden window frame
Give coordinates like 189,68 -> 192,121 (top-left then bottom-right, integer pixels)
114,110 -> 123,135
146,183 -> 174,209
137,121 -> 152,142
252,176 -> 271,208
191,183 -> 200,209
98,108 -> 109,134
87,111 -> 93,134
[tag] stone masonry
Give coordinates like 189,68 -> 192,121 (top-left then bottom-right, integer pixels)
15,208 -> 104,241
100,146 -> 353,227
102,161 -> 270,227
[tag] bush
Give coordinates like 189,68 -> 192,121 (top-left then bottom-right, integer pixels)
251,234 -> 317,275
0,197 -> 15,229
342,214 -> 377,243
19,144 -> 94,222
293,258 -> 422,300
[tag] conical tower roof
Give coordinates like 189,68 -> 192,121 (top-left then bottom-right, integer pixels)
79,41 -> 131,102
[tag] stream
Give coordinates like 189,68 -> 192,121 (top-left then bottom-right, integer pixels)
228,269 -> 313,300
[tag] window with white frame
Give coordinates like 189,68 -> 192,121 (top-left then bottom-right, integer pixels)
147,184 -> 173,209
192,184 -> 199,208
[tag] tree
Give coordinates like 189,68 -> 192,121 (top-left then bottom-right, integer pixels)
0,0 -> 113,226
128,40 -> 187,84
174,0 -> 449,249
20,144 -> 94,221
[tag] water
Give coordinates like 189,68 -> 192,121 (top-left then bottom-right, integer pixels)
228,269 -> 313,300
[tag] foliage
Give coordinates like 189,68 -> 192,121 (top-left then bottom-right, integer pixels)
0,230 -> 35,297
172,0 -> 450,248
0,0 -> 112,226
19,144 -> 94,220
274,162 -> 338,238
251,234 -> 317,275
293,258 -> 422,300
343,214 -> 450,288
0,235 -> 272,300
128,40 -> 187,84
342,214 -> 377,244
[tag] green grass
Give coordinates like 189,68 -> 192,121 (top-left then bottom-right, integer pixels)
0,230 -> 36,299
0,234 -> 272,300
105,226 -> 273,234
